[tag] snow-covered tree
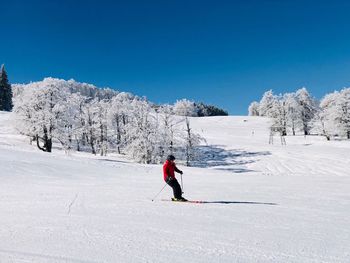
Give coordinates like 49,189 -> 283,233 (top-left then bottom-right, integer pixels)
259,90 -> 276,117
0,64 -> 13,111
70,94 -> 89,151
13,78 -> 70,152
55,97 -> 75,152
12,77 -> 210,163
157,104 -> 177,160
12,78 -> 133,103
269,96 -> 287,136
313,91 -> 340,140
65,79 -> 121,100
336,88 -> 350,139
12,88 -> 38,144
125,99 -> 159,163
311,112 -> 330,141
284,93 -> 302,135
93,99 -> 109,156
248,101 -> 260,116
80,99 -> 98,155
320,89 -> 350,139
295,87 -> 318,135
107,92 -> 133,154
182,117 -> 203,166
173,99 -> 198,117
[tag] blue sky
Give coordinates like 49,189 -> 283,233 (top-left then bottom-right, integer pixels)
2,0 -> 350,114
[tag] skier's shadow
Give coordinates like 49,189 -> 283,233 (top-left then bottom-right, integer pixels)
195,201 -> 278,205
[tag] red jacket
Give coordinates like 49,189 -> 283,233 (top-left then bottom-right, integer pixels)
163,160 -> 182,181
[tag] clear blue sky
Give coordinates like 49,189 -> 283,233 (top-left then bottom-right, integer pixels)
2,0 -> 350,115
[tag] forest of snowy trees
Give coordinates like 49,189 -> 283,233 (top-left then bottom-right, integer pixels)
249,87 -> 350,140
12,78 -> 205,165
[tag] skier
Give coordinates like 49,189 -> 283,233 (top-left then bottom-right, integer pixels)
163,155 -> 187,201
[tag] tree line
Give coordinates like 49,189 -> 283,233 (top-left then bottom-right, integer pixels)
248,87 -> 350,140
13,78 -> 205,165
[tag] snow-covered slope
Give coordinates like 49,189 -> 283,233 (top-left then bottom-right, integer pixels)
190,116 -> 350,177
0,112 -> 349,262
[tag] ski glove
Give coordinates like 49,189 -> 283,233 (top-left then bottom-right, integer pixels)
179,171 -> 183,175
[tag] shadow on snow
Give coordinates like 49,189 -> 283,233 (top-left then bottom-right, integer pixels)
191,145 -> 271,173
192,200 -> 278,205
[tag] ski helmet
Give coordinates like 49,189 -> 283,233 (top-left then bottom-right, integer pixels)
167,155 -> 176,161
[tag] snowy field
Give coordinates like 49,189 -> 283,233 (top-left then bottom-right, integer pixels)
0,111 -> 349,263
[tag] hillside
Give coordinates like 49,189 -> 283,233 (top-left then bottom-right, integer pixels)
0,111 -> 349,262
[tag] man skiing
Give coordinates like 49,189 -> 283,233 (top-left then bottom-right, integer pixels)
163,155 -> 187,201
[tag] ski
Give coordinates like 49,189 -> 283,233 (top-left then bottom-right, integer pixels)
161,199 -> 205,204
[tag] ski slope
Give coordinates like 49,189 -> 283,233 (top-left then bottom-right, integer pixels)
0,111 -> 349,262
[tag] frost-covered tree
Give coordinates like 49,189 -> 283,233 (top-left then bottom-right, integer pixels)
68,93 -> 89,152
269,96 -> 287,136
182,117 -> 203,166
125,99 -> 159,163
313,91 -> 340,140
295,87 -> 318,135
157,104 -> 177,160
320,89 -> 350,139
12,78 -> 132,102
92,99 -> 109,156
0,64 -> 13,111
81,99 -> 99,155
12,77 -> 208,163
13,88 -> 38,144
335,88 -> 350,139
55,94 -> 80,152
107,92 -> 132,154
284,93 -> 302,135
248,101 -> 260,116
13,78 -> 69,152
259,90 -> 276,117
123,99 -> 202,164
62,78 -> 121,100
173,99 -> 198,117
250,87 -> 350,140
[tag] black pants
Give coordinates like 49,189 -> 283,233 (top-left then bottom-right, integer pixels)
166,178 -> 182,199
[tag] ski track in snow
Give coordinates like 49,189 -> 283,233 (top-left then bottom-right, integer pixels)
0,112 -> 350,262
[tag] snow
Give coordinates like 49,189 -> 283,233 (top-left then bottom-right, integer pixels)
0,111 -> 349,262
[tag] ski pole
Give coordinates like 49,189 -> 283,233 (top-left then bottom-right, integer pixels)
151,182 -> 168,201
180,173 -> 184,194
